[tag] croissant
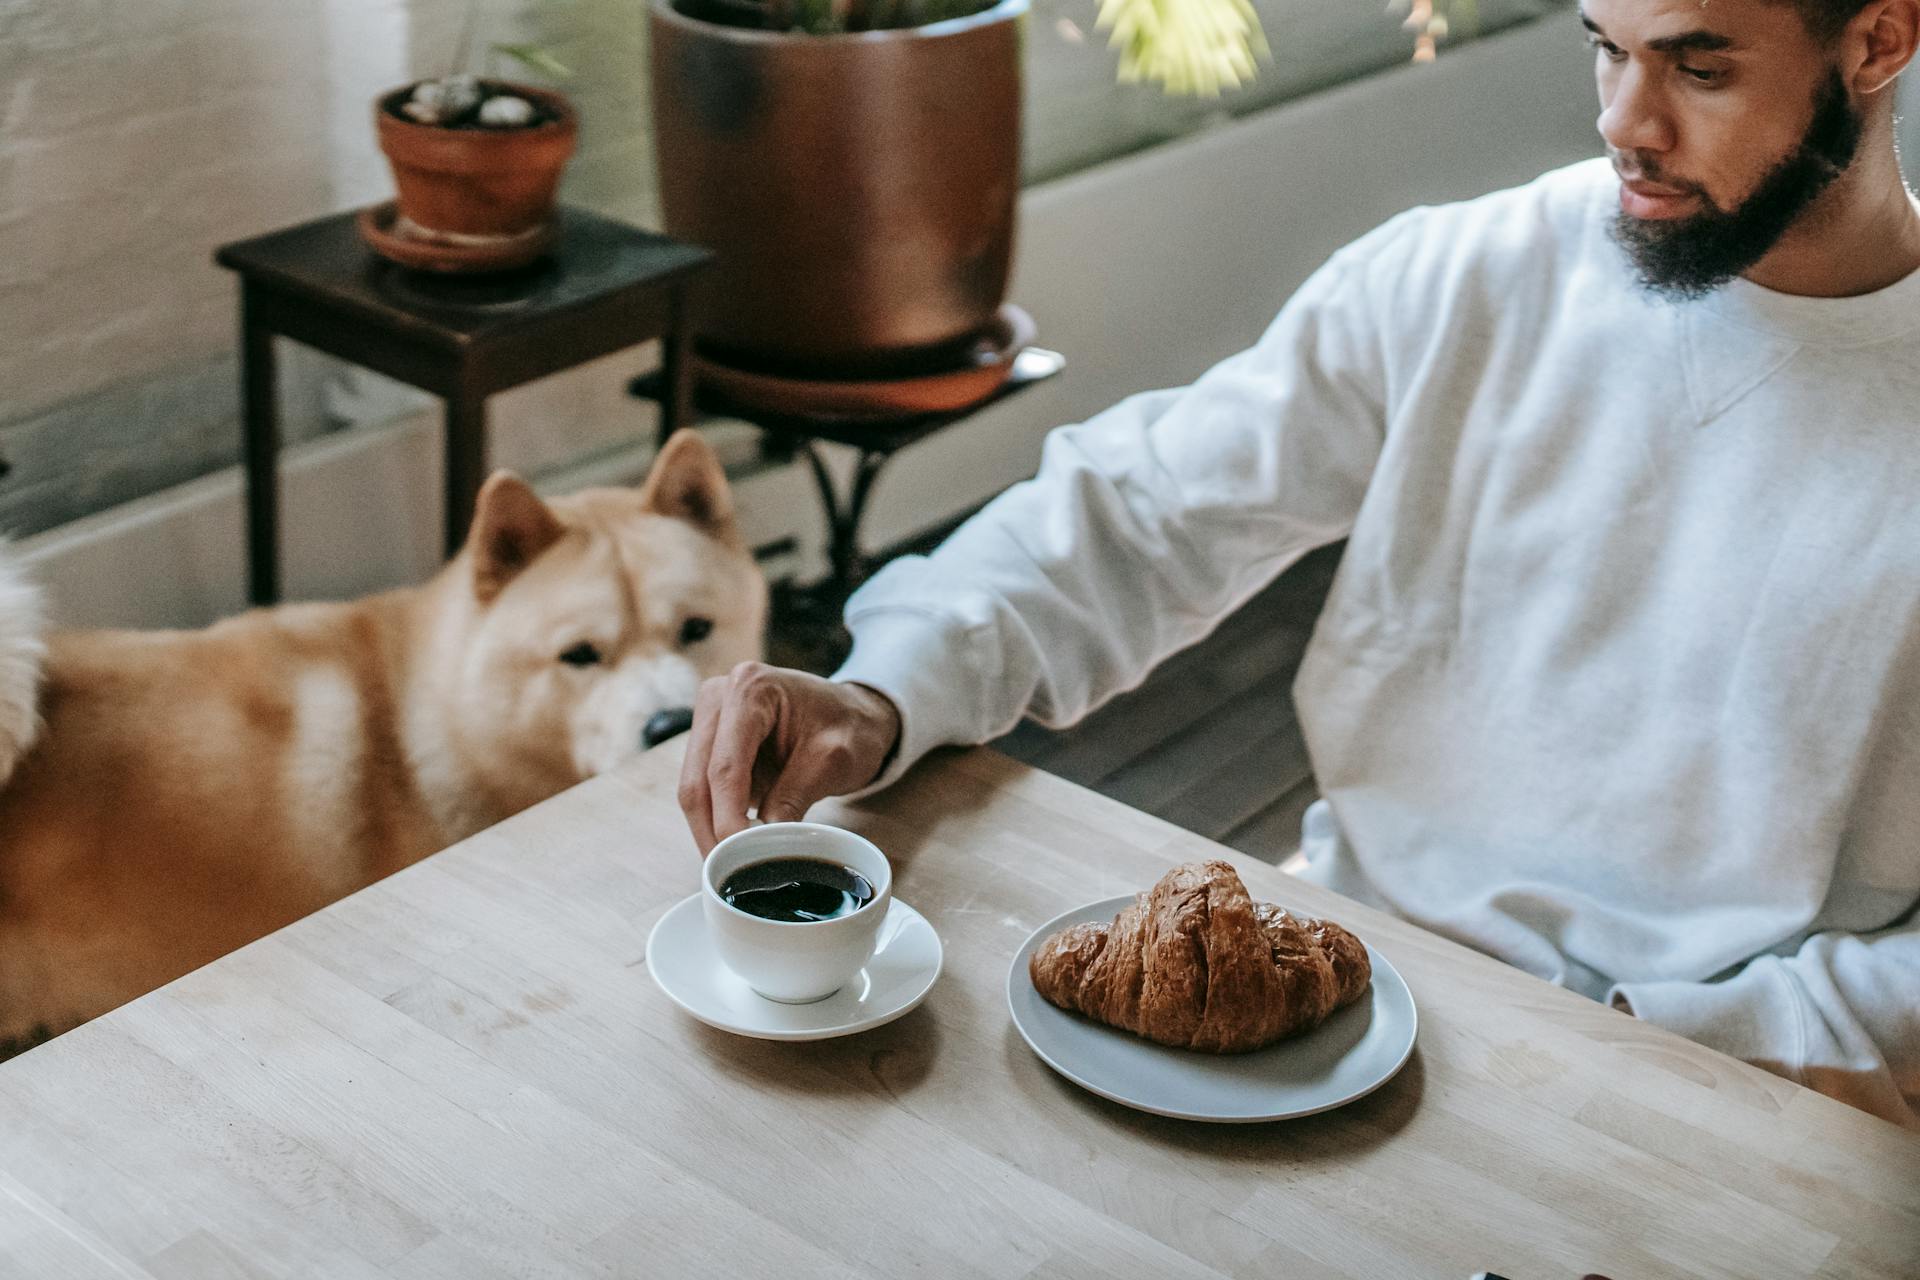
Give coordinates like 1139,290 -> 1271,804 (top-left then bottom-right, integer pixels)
1028,860 -> 1371,1053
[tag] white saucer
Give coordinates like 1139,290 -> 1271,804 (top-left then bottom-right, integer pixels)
1008,895 -> 1417,1123
646,894 -> 943,1041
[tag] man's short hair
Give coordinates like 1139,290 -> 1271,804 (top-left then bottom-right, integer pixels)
1785,0 -> 1876,43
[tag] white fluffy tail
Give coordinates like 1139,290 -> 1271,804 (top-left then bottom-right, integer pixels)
0,545 -> 45,785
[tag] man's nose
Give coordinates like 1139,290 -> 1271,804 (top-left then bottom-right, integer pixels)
642,706 -> 695,750
1597,64 -> 1674,157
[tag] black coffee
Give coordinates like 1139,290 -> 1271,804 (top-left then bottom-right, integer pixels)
719,857 -> 876,923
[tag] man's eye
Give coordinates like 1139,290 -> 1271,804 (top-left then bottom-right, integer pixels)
559,642 -> 603,667
678,617 -> 713,647
1680,64 -> 1723,84
1586,34 -> 1625,60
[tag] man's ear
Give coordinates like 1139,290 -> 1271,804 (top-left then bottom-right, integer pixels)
639,429 -> 734,533
1850,0 -> 1918,95
469,471 -> 565,604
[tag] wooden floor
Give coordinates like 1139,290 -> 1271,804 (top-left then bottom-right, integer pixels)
770,531 -> 1343,868
991,544 -> 1341,865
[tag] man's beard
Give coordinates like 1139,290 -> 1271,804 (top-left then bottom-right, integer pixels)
1610,69 -> 1864,300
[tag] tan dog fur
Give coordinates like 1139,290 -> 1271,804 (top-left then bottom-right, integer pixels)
0,431 -> 764,1056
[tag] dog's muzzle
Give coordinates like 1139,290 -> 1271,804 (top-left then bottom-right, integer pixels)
642,707 -> 695,750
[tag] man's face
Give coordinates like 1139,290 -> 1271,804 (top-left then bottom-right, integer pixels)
1586,0 -> 1866,296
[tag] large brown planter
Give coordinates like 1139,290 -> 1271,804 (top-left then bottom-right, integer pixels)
376,82 -> 578,239
650,0 -> 1026,376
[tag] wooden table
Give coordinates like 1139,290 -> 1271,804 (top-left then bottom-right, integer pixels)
2,747 -> 1913,1279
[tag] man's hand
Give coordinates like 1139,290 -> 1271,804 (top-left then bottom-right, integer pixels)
678,662 -> 903,855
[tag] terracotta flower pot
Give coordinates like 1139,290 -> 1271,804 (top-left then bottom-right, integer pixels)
375,82 -> 578,239
649,0 -> 1026,377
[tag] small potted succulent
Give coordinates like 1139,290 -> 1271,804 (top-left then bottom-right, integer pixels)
364,26 -> 578,273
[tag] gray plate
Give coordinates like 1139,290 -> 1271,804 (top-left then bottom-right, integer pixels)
1007,895 -> 1417,1123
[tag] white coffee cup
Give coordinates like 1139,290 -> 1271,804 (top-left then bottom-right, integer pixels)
702,822 -> 894,1004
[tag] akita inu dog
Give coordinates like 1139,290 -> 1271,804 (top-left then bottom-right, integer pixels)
0,430 -> 764,1057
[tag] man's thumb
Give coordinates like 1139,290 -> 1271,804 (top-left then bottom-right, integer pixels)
758,784 -> 814,825
758,740 -> 848,825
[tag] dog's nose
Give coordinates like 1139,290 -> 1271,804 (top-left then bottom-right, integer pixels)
642,707 -> 695,750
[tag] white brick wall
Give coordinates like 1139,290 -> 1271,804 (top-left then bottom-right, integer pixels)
2,2 -> 337,420
0,0 -> 664,411
0,0 -> 664,536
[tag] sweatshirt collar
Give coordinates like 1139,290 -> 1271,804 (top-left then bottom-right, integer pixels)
1697,257 -> 1920,347
1585,161 -> 1920,346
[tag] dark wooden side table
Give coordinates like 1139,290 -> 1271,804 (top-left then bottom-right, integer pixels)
630,346 -> 1064,669
216,208 -> 711,605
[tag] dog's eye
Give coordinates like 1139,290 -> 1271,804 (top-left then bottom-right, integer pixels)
558,641 -> 602,667
678,617 -> 713,647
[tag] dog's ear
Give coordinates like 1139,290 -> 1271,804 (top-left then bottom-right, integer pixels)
469,471 -> 565,604
639,429 -> 733,533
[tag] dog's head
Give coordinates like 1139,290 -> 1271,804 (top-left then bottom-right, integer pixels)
446,430 -> 766,786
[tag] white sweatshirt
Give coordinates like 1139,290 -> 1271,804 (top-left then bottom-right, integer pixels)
834,158 -> 1920,1129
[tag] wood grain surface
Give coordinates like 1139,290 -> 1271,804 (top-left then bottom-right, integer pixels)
2,744 -> 1913,1279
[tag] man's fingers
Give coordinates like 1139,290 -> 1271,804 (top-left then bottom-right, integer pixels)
757,752 -> 833,826
675,664 -> 895,855
707,679 -> 777,848
758,727 -> 874,826
677,678 -> 727,854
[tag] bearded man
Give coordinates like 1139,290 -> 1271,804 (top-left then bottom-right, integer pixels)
680,0 -> 1920,1129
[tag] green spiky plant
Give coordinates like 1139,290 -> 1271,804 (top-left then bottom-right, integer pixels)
1093,0 -> 1270,95
412,0 -> 1462,121
759,0 -> 1462,97
762,0 -> 1265,93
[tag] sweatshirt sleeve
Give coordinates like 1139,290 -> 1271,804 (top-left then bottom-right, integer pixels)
832,230 -> 1396,793
1608,909 -> 1920,1130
